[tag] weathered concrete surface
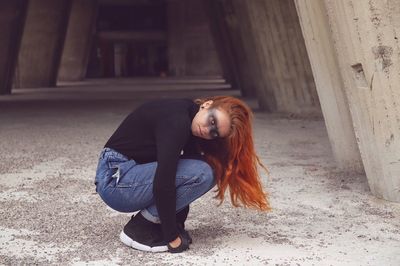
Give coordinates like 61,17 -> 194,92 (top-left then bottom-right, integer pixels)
204,0 -> 272,104
222,0 -> 321,115
167,0 -> 222,76
1,80 -> 399,265
203,0 -> 243,95
58,0 -> 98,82
216,0 -> 259,98
324,0 -> 400,202
294,0 -> 363,172
0,0 -> 27,95
14,0 -> 71,88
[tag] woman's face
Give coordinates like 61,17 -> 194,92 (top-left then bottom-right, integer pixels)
191,100 -> 232,140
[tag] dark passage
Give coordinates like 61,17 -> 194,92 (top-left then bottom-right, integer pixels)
87,1 -> 168,78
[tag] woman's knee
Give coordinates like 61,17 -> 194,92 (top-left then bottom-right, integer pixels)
197,161 -> 215,190
177,159 -> 215,189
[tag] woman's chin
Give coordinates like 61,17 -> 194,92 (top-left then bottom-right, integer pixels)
191,129 -> 199,138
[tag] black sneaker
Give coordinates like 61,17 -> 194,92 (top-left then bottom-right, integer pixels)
120,212 -> 168,252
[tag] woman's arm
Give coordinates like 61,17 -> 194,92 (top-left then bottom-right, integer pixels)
153,116 -> 191,243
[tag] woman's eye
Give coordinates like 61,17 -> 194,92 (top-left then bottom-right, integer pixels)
211,130 -> 219,139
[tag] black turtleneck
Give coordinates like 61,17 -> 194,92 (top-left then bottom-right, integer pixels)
105,98 -> 201,242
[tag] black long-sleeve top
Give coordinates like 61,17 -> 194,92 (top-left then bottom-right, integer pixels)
105,98 -> 201,241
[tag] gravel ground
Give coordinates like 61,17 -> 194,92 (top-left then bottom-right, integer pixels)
0,83 -> 399,265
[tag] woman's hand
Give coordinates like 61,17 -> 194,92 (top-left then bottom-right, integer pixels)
169,236 -> 182,248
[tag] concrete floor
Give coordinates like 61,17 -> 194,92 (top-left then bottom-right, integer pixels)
0,79 -> 399,265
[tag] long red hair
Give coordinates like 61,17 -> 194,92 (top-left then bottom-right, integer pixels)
195,96 -> 271,211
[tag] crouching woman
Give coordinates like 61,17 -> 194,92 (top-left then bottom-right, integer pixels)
94,96 -> 270,253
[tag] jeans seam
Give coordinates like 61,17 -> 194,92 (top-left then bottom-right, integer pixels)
115,182 -> 153,188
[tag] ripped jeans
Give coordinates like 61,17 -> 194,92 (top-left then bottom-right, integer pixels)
94,148 -> 215,223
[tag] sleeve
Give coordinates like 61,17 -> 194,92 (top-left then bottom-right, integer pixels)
153,116 -> 191,242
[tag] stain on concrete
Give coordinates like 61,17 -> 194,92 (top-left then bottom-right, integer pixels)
372,45 -> 393,71
385,133 -> 395,147
369,0 -> 382,27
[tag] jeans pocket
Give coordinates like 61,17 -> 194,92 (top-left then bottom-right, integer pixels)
108,160 -> 123,169
110,160 -> 137,188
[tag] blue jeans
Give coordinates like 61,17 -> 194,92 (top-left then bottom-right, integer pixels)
94,148 -> 215,223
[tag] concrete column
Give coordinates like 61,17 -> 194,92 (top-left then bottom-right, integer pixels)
294,0 -> 363,171
325,0 -> 400,202
167,0 -> 185,76
243,0 -> 321,115
14,0 -> 72,88
58,0 -> 98,82
203,0 -> 242,93
216,0 -> 277,110
167,0 -> 222,77
0,0 -> 28,95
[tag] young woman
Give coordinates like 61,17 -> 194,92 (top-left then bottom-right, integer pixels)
94,96 -> 270,253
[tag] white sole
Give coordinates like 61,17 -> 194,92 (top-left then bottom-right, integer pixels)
119,231 -> 168,253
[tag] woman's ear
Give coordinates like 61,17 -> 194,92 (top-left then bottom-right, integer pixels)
203,100 -> 214,109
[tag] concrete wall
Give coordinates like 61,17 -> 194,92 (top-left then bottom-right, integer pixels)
214,0 -> 278,109
58,0 -> 98,82
218,0 -> 258,97
14,0 -> 72,88
167,0 -> 222,77
203,0 -> 242,94
0,1 -> 28,94
208,0 -> 321,114
294,0 -> 363,172
320,0 -> 400,202
246,0 -> 321,115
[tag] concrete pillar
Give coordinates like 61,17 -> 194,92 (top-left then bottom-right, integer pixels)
58,0 -> 98,82
242,0 -> 321,115
167,0 -> 222,77
215,0 -> 277,110
0,0 -> 28,95
203,0 -> 242,94
294,0 -> 363,171
325,0 -> 400,202
166,0 -> 185,76
14,0 -> 72,88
